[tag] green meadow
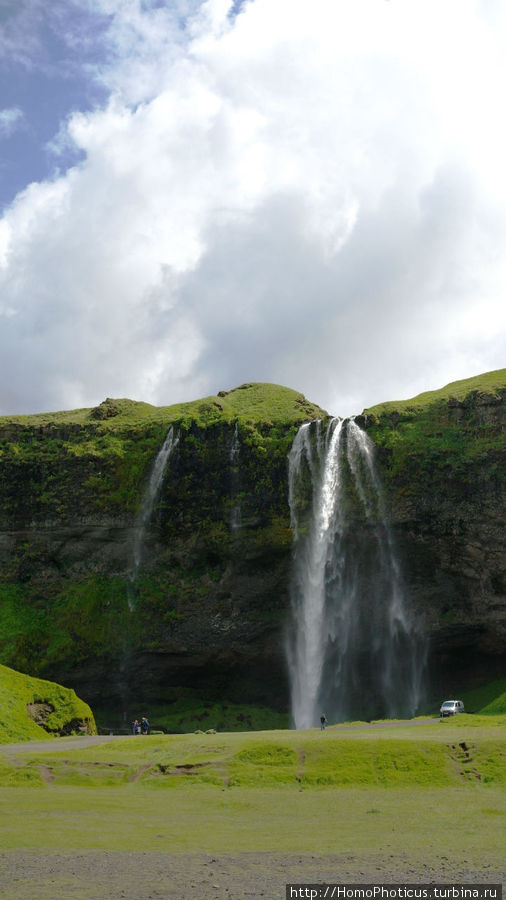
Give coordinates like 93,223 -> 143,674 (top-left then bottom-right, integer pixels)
0,717 -> 504,867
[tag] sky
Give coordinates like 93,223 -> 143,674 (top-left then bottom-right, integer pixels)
1,0 -> 506,417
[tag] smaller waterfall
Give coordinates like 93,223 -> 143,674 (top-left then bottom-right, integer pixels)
287,417 -> 425,728
229,423 -> 242,532
128,425 -> 178,609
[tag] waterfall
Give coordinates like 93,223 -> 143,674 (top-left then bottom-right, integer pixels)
229,422 -> 242,532
128,425 -> 178,609
286,418 -> 424,728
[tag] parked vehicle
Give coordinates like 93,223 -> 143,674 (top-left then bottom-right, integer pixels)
440,699 -> 465,717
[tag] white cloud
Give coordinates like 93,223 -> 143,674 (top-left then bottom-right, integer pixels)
1,0 -> 506,415
0,107 -> 24,137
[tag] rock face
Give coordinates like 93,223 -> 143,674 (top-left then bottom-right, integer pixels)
0,384 -> 325,712
0,375 -> 504,716
364,379 -> 506,697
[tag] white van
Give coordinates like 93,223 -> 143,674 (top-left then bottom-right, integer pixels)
440,699 -> 465,718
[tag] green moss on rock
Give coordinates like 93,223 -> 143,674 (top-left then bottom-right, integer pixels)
0,663 -> 96,744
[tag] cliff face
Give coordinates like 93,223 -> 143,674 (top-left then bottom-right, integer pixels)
0,384 -> 325,711
0,374 -> 504,715
363,373 -> 506,694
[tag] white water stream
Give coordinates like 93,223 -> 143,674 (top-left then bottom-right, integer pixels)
229,422 -> 242,532
128,425 -> 178,609
287,418 -> 424,728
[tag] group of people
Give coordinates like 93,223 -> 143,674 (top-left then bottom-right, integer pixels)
132,717 -> 149,735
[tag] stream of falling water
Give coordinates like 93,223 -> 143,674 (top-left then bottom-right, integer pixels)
229,422 -> 242,532
127,424 -> 179,610
286,418 -> 425,728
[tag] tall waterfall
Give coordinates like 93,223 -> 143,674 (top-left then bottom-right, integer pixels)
229,422 -> 242,532
128,425 -> 178,609
286,418 -> 424,728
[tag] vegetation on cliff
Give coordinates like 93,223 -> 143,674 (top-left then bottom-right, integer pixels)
0,382 -> 326,519
0,663 -> 96,744
0,374 -> 504,721
363,368 -> 506,496
362,369 -> 506,684
0,384 -> 326,711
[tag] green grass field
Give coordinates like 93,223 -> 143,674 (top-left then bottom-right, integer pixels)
1,781 -> 504,860
0,717 -> 504,864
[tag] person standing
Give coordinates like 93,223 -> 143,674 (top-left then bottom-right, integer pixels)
320,714 -> 327,730
133,719 -> 140,735
141,717 -> 149,735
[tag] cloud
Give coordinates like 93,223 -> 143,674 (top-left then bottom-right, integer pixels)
0,107 -> 24,137
1,0 -> 506,416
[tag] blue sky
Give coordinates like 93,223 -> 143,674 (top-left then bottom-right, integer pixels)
0,1 -> 107,207
0,0 -> 505,416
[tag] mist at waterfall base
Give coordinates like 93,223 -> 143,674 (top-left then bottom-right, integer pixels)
286,418 -> 426,729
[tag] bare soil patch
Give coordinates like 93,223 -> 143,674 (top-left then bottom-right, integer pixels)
0,851 -> 503,900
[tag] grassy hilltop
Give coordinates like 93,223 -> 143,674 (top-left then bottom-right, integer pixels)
0,382 -> 326,431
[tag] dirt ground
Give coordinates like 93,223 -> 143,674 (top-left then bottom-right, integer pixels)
0,851 -> 503,900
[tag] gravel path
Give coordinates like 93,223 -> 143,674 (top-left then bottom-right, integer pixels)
0,851 -> 503,900
0,720 -> 440,756
0,734 -> 122,754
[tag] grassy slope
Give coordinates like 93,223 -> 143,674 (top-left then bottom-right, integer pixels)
364,368 -> 506,417
1,716 -> 504,787
459,678 -> 506,715
0,719 -> 504,865
0,382 -> 327,431
0,663 -> 96,745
